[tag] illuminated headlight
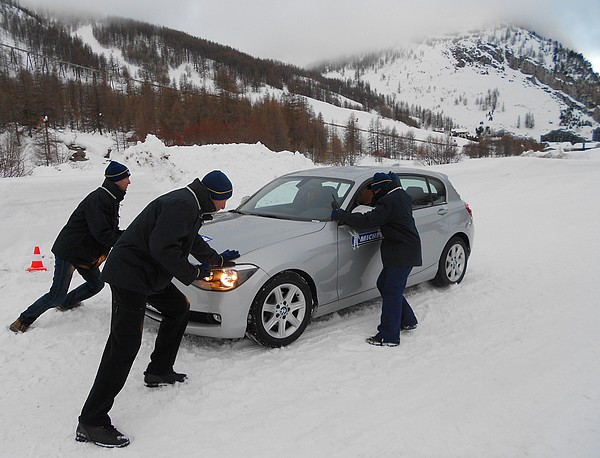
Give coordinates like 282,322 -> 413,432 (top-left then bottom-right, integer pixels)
193,264 -> 258,291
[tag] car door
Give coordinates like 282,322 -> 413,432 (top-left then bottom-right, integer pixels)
336,216 -> 382,300
399,175 -> 450,273
335,180 -> 383,301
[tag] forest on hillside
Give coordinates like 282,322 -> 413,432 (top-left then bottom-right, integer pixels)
0,0 -> 550,177
0,1 -> 462,163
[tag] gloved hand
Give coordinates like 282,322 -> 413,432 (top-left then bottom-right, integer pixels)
331,209 -> 343,221
220,249 -> 240,262
194,263 -> 211,280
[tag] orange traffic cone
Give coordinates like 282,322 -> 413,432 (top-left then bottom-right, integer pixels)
26,246 -> 48,272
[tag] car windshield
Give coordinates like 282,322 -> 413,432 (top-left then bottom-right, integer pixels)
237,176 -> 353,221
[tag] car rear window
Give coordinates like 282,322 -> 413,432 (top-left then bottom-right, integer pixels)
397,175 -> 446,209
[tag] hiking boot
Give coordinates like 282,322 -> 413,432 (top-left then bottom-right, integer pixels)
75,423 -> 130,448
366,334 -> 399,347
9,319 -> 28,333
401,323 -> 418,331
57,301 -> 83,311
144,370 -> 187,388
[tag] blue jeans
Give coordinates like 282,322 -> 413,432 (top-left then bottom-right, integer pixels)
376,266 -> 417,343
19,256 -> 104,326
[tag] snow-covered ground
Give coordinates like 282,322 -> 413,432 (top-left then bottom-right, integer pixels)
1,135 -> 599,457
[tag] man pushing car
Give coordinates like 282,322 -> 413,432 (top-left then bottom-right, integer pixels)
76,170 -> 240,448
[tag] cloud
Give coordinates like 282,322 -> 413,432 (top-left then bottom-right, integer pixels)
17,0 -> 600,71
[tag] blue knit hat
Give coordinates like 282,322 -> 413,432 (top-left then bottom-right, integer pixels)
369,172 -> 393,192
202,170 -> 233,200
104,161 -> 130,182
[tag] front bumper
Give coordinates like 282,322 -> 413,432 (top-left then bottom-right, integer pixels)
145,267 -> 271,339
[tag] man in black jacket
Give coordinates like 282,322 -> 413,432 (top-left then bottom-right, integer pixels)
76,170 -> 240,448
331,172 -> 421,347
9,161 -> 131,333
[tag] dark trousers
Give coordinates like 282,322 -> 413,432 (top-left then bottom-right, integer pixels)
376,266 -> 417,343
79,283 -> 190,426
19,256 -> 104,326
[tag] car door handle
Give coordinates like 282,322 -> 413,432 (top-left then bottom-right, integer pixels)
437,208 -> 448,215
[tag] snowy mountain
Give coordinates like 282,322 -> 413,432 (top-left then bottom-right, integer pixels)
319,25 -> 600,142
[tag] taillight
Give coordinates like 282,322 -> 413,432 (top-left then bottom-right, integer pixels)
465,203 -> 473,217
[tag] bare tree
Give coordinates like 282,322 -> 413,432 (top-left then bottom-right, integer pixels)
31,121 -> 65,166
0,130 -> 26,177
399,130 -> 417,160
343,114 -> 362,165
417,135 -> 461,165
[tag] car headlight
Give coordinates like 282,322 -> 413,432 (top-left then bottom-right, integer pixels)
193,264 -> 258,291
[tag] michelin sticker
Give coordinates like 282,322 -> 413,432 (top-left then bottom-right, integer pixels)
350,229 -> 382,249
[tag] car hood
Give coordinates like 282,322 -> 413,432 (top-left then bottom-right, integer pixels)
199,211 -> 327,255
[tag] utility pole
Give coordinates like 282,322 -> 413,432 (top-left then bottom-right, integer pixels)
43,116 -> 50,166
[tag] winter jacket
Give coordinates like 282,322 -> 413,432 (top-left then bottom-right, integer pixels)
101,178 -> 222,295
336,184 -> 422,267
52,178 -> 125,269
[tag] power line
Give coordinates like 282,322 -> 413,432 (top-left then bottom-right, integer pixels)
0,42 -> 460,148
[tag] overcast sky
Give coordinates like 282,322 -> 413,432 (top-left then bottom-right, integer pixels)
18,0 -> 600,72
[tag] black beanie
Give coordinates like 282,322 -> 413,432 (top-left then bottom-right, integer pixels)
202,170 -> 233,200
104,161 -> 130,182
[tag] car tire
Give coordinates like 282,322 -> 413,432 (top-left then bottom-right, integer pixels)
246,272 -> 313,347
433,236 -> 468,286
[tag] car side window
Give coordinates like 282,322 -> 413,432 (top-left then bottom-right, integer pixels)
398,176 -> 430,209
428,177 -> 446,206
396,175 -> 447,209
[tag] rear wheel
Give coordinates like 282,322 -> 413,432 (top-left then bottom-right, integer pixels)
433,237 -> 468,286
246,272 -> 313,347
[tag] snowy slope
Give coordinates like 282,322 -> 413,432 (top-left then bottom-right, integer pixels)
1,136 -> 599,457
324,25 -> 597,141
70,24 -> 443,146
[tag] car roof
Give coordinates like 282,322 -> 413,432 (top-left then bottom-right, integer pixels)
282,165 -> 450,183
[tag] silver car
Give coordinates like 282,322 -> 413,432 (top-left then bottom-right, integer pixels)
146,166 -> 474,347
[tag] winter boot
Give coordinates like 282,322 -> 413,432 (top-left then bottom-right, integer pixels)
75,423 -> 130,448
9,319 -> 28,333
144,370 -> 187,387
366,334 -> 399,347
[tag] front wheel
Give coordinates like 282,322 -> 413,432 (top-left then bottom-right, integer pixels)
433,236 -> 468,286
246,272 -> 313,347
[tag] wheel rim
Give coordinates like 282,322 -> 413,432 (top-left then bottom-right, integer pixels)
445,243 -> 466,282
261,283 -> 307,339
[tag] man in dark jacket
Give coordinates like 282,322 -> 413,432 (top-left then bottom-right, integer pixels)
9,161 -> 131,333
76,170 -> 240,448
331,172 -> 421,347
